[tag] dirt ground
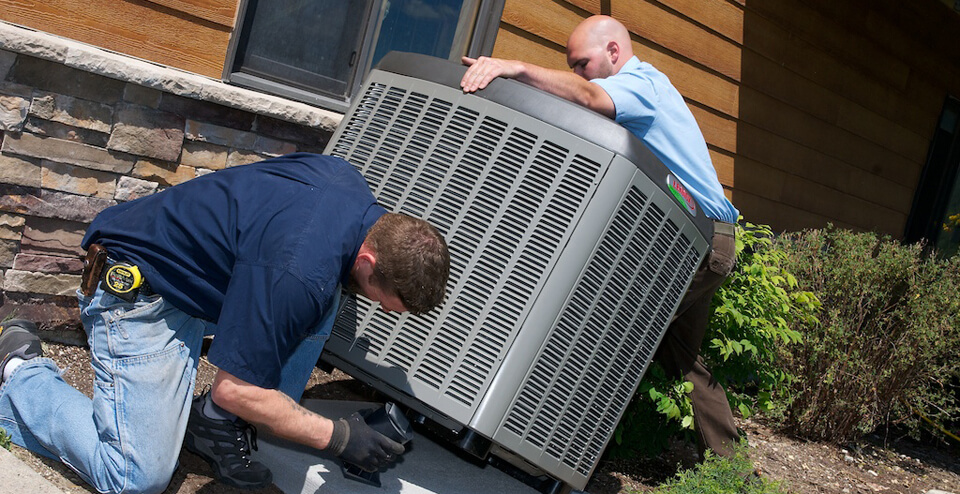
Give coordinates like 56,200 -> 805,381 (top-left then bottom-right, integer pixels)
8,341 -> 960,494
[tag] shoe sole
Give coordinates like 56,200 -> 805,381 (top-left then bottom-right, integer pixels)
183,432 -> 273,490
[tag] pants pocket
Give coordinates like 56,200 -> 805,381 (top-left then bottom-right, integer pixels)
106,296 -> 192,359
707,233 -> 736,277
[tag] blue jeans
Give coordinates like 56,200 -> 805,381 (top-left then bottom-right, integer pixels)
0,287 -> 335,494
277,289 -> 338,400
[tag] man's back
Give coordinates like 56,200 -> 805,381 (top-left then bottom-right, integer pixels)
82,153 -> 383,322
591,57 -> 738,223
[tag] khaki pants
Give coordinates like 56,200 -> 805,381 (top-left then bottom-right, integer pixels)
654,225 -> 739,459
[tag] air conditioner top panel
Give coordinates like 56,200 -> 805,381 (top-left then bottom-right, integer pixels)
374,51 -> 714,238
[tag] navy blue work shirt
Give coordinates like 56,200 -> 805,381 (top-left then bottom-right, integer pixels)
82,153 -> 386,389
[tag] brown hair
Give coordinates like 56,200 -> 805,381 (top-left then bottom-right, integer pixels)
365,213 -> 450,314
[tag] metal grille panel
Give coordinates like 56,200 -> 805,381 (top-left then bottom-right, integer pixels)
324,60 -> 710,490
328,77 -> 607,417
500,184 -> 701,479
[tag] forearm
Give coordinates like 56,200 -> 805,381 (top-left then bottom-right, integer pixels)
514,62 -> 615,117
210,369 -> 335,451
460,56 -> 615,118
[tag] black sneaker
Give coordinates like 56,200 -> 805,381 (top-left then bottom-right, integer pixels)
0,319 -> 42,377
183,393 -> 273,489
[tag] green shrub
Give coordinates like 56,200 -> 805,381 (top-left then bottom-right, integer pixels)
704,222 -> 819,419
612,363 -> 694,457
611,221 -> 818,457
777,226 -> 960,443
650,441 -> 788,494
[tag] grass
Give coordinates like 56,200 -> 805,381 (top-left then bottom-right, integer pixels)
0,427 -> 10,450
648,442 -> 788,494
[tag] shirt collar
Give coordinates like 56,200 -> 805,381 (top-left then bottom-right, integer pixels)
618,55 -> 642,75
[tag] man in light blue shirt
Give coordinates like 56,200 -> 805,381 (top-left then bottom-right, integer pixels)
461,15 -> 741,460
588,57 -> 739,223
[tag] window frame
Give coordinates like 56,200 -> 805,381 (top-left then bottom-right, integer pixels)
904,95 -> 960,255
222,0 -> 504,113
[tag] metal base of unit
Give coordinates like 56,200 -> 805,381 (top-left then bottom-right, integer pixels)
321,351 -> 576,494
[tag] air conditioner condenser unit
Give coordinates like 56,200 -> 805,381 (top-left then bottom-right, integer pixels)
321,52 -> 714,492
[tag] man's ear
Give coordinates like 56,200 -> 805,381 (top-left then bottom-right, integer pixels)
607,40 -> 620,65
354,251 -> 376,281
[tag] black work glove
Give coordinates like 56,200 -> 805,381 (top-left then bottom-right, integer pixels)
326,411 -> 405,472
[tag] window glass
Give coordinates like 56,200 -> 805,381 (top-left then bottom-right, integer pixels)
233,0 -> 373,100
370,0 -> 467,69
931,104 -> 959,257
229,0 -> 498,109
906,98 -> 960,258
936,161 -> 960,258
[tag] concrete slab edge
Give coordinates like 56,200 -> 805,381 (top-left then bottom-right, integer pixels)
0,446 -> 67,494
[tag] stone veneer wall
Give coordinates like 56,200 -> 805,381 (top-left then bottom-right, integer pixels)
0,22 -> 344,344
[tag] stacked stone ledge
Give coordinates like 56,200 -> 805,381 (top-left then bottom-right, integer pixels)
0,23 -> 342,344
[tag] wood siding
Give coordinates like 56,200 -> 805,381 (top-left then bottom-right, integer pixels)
2,0 -> 958,236
0,0 -> 236,78
495,0 -> 960,236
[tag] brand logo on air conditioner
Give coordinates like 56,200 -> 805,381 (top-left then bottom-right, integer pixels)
667,175 -> 697,216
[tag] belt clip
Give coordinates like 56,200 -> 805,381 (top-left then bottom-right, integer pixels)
713,220 -> 736,237
101,262 -> 144,302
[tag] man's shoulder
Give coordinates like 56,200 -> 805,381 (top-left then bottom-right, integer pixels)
259,152 -> 351,170
248,153 -> 366,186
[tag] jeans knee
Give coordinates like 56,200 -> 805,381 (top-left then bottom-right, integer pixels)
122,466 -> 175,494
71,452 -> 175,494
85,461 -> 174,494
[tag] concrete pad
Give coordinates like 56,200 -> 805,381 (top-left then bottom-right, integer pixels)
0,445 -> 67,494
253,400 -> 541,494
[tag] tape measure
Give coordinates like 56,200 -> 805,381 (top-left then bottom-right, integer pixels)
101,263 -> 143,301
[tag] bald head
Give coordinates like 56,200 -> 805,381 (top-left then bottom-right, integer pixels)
566,15 -> 634,80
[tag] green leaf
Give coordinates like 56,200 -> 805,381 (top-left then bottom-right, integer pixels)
730,340 -> 743,355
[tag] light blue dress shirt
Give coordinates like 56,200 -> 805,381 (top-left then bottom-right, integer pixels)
592,56 -> 739,223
